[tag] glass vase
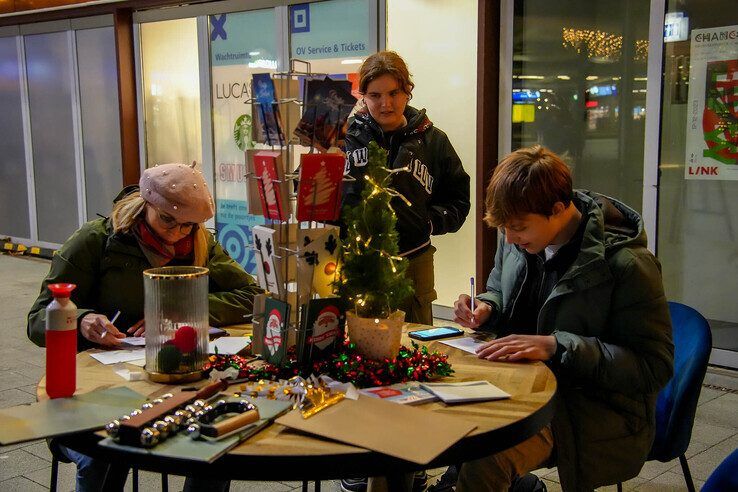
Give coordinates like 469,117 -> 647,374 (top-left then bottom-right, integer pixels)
143,266 -> 209,383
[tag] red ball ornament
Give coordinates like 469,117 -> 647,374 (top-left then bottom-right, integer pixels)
173,325 -> 197,353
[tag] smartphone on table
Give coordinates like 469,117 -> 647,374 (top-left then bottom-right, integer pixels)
408,326 -> 464,341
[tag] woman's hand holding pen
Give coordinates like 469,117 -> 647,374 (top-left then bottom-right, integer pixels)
80,313 -> 126,346
453,294 -> 493,329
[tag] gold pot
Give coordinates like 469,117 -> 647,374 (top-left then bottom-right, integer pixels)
346,310 -> 405,361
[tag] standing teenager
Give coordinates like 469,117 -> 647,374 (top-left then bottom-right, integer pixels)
342,50 -> 471,327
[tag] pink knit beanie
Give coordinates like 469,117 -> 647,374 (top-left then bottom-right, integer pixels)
139,163 -> 215,223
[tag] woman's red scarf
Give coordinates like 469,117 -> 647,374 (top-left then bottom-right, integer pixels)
134,220 -> 194,267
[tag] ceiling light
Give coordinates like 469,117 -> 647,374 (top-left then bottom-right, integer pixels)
557,75 -> 570,80
341,59 -> 363,65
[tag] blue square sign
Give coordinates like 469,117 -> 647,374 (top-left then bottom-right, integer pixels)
291,4 -> 310,33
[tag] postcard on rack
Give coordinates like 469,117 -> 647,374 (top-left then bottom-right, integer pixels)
252,151 -> 289,221
252,73 -> 285,146
245,149 -> 264,216
359,382 -> 438,405
294,76 -> 357,151
296,153 -> 345,222
276,395 -> 476,465
262,297 -> 290,365
252,225 -> 283,296
420,381 -> 511,404
295,226 -> 341,298
297,297 -> 345,366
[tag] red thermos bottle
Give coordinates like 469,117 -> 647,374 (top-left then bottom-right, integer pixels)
45,283 -> 77,399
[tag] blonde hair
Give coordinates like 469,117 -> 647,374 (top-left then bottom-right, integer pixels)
484,145 -> 573,228
111,191 -> 146,233
110,190 -> 208,267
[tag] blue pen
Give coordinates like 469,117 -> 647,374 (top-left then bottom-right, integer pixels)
102,310 -> 121,339
470,277 -> 475,321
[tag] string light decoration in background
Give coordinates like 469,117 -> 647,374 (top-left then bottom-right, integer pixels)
562,28 -> 648,62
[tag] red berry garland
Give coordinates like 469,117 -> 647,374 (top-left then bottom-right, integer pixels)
203,340 -> 453,387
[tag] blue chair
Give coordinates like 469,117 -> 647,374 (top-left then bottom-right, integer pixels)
619,301 -> 712,492
702,448 -> 738,492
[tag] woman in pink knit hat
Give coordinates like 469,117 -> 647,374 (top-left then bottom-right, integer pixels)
28,162 -> 258,492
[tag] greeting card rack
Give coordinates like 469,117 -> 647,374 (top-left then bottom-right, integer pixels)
243,59 -> 356,362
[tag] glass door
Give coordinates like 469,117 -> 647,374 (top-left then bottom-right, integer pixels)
507,0 -> 652,214
658,1 -> 738,369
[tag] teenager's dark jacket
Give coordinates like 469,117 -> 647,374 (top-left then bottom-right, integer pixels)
477,191 -> 674,490
343,106 -> 470,256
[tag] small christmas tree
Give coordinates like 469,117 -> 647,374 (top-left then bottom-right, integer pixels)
335,141 -> 414,318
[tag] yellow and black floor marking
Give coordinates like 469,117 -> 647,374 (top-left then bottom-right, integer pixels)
2,241 -> 55,259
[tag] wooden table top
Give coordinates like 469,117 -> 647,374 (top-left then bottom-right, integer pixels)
38,324 -> 557,480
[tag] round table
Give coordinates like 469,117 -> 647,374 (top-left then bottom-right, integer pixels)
38,325 -> 557,481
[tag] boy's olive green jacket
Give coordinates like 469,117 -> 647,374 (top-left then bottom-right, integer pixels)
28,218 -> 262,349
477,191 -> 674,490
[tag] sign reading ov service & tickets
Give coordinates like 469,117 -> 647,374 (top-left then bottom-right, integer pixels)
686,25 -> 738,181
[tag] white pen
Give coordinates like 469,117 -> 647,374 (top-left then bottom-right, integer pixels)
470,277 -> 476,322
102,310 -> 121,339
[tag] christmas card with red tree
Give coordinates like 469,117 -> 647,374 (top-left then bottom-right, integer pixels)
296,153 -> 345,222
252,225 -> 283,296
253,151 -> 290,221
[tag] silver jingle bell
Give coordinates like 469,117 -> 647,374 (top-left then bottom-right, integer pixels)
184,405 -> 199,414
130,409 -> 143,417
193,399 -> 207,408
186,423 -> 201,440
152,398 -> 164,405
194,410 -> 206,420
105,420 -> 120,439
203,405 -> 214,414
164,415 -> 180,432
152,420 -> 170,439
119,414 -> 131,422
140,427 -> 160,447
161,393 -> 174,399
141,402 -> 154,410
184,417 -> 198,427
175,409 -> 192,419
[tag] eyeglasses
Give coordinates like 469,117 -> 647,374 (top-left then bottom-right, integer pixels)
154,208 -> 196,233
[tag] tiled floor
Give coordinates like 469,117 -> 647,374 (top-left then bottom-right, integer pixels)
0,254 -> 736,491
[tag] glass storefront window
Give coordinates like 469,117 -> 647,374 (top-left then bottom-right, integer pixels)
140,18 -> 202,168
658,1 -> 738,367
209,8 -> 279,274
511,0 -> 650,212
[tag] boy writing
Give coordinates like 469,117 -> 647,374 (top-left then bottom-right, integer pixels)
451,145 -> 673,491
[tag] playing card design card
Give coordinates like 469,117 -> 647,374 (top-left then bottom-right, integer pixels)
297,297 -> 345,366
296,153 -> 345,222
252,225 -> 282,296
253,151 -> 289,221
296,226 -> 341,299
263,297 -> 290,365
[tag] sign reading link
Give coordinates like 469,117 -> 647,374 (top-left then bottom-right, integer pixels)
289,0 -> 370,60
